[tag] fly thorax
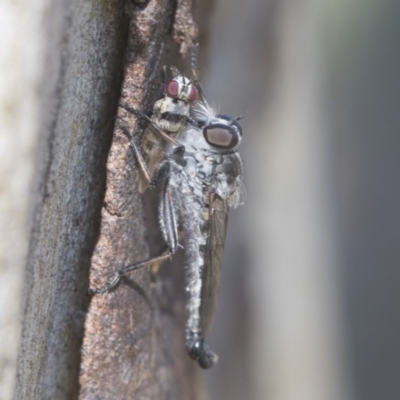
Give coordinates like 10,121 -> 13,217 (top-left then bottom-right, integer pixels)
158,119 -> 181,133
184,156 -> 197,178
190,153 -> 216,185
153,97 -> 190,133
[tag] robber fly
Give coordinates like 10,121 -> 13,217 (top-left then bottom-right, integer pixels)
92,70 -> 243,369
178,99 -> 244,368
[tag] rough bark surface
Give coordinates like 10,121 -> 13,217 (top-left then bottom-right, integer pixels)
14,0 -> 213,397
172,0 -> 198,55
79,1 -> 207,399
14,0 -> 129,398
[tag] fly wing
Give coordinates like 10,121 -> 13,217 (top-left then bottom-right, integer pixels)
200,193 -> 229,335
137,128 -> 166,193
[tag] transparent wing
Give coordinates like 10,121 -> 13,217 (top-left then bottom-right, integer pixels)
137,128 -> 167,193
200,193 -> 229,335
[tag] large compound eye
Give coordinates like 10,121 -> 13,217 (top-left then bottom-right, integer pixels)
203,123 -> 239,149
188,85 -> 197,102
166,80 -> 179,97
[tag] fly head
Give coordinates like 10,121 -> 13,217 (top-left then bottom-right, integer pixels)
202,114 -> 243,151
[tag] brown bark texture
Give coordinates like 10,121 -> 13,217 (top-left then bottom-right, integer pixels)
14,0 -> 212,398
79,0 -> 208,399
14,0 -> 128,398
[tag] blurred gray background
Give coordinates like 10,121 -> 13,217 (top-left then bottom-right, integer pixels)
203,0 -> 400,399
1,0 -> 400,399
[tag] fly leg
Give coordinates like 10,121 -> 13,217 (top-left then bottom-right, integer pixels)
116,118 -> 172,188
90,179 -> 179,294
119,100 -> 184,150
116,117 -> 152,184
90,252 -> 172,294
190,43 -> 208,105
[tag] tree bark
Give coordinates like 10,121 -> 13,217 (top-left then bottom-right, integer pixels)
80,0 -> 207,398
14,0 -> 128,398
14,0 -> 212,398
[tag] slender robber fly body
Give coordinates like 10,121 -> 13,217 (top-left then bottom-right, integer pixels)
92,69 -> 243,369
176,99 -> 244,368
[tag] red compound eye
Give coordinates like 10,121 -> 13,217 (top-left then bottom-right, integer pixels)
166,80 -> 179,97
188,85 -> 197,102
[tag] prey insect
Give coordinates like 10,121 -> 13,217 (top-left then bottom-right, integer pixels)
118,66 -> 198,193
91,68 -> 243,369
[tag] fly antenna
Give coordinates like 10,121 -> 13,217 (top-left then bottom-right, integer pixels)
234,114 -> 246,122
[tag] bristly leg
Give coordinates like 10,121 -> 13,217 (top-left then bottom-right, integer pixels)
90,177 -> 179,295
116,118 -> 175,189
90,252 -> 173,294
119,100 -> 184,149
116,118 -> 153,184
190,43 -> 207,103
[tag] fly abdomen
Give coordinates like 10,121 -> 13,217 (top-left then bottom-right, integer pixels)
185,231 -> 219,369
